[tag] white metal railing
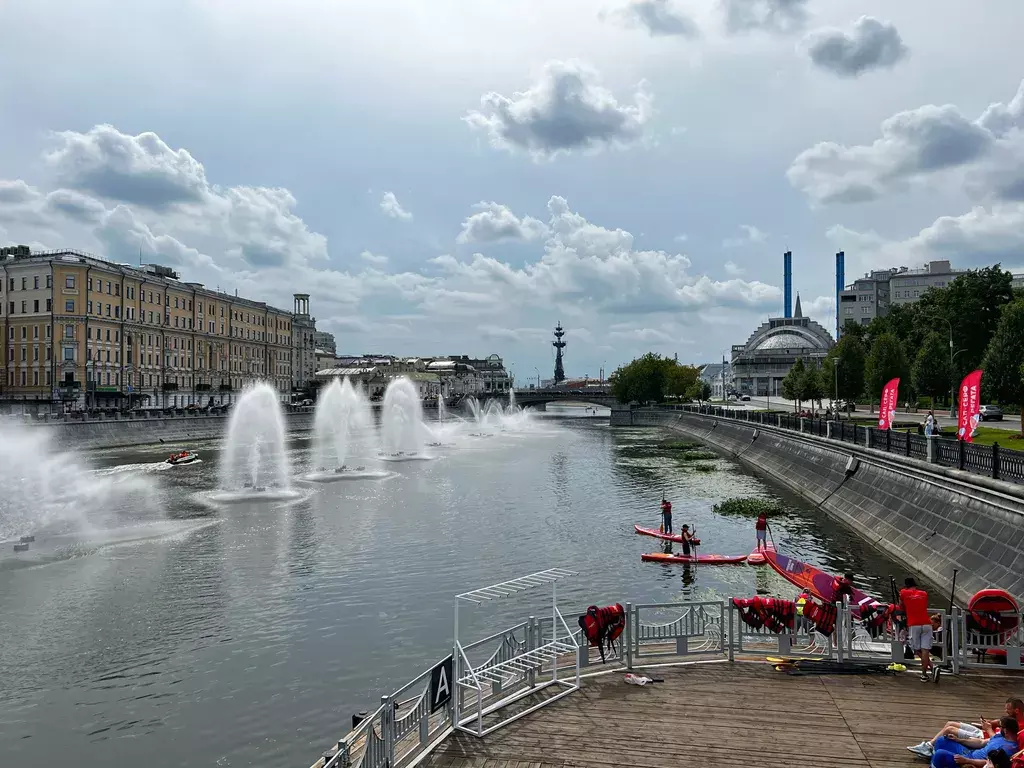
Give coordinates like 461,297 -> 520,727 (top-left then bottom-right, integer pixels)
311,598 -> 1024,768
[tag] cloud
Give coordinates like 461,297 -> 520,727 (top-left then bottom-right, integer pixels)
606,0 -> 700,38
673,233 -> 689,243
788,95 -> 1003,204
0,180 -> 40,206
45,124 -> 209,209
379,191 -> 412,221
94,204 -> 219,271
803,16 -> 908,78
722,224 -> 767,248
464,60 -> 653,160
829,204 -> 1024,272
360,250 -> 389,265
721,0 -> 809,35
456,201 -> 548,244
724,260 -> 745,276
44,189 -> 107,223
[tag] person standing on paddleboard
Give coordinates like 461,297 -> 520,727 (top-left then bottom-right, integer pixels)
679,524 -> 695,557
755,512 -> 769,550
900,577 -> 934,681
660,498 -> 673,535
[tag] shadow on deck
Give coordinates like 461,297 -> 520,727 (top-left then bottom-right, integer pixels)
423,661 -> 1022,768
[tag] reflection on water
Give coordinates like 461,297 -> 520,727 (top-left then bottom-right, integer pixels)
0,408 -> 916,768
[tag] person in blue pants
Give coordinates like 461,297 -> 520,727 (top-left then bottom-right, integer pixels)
929,716 -> 1018,767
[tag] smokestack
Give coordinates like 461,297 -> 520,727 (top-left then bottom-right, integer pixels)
835,251 -> 845,339
783,251 -> 793,319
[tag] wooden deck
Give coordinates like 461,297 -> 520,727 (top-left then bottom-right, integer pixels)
422,662 -> 1023,768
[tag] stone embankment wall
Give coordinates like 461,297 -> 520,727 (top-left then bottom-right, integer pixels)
618,407 -> 1024,601
12,412 -> 316,451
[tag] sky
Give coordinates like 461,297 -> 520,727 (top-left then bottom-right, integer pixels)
2,0 -> 1023,382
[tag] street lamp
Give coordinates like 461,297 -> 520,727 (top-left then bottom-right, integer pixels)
533,366 -> 540,389
933,315 -> 964,419
834,358 -> 841,416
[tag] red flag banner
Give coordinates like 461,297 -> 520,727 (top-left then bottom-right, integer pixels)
878,377 -> 900,430
957,369 -> 983,442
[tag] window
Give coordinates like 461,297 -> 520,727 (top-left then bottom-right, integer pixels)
106,281 -> 111,294
33,371 -> 38,386
46,299 -> 51,312
21,277 -> 26,290
33,347 -> 38,362
105,329 -> 111,342
46,371 -> 51,386
33,276 -> 39,289
88,278 -> 93,291
45,325 -> 50,339
88,301 -> 93,313
21,300 -> 26,313
65,300 -> 74,312
63,347 -> 75,361
66,275 -> 75,289
46,275 -> 52,289
20,326 -> 26,339
33,326 -> 38,339
64,325 -> 74,339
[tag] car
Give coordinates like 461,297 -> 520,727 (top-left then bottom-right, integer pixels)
979,404 -> 1004,421
740,395 -> 751,401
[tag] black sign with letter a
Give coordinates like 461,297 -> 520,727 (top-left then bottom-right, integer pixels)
429,655 -> 453,713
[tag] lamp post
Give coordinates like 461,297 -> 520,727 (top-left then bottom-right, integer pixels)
834,358 -> 841,414
533,366 -> 540,389
934,315 -> 965,420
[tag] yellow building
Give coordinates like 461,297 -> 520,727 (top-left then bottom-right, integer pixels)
1,247 -> 294,411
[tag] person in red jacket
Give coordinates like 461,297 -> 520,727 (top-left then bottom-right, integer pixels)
755,512 -> 768,550
660,498 -> 673,535
900,577 -> 934,681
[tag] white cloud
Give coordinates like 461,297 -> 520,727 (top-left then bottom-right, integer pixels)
803,17 -> 909,79
606,0 -> 700,38
724,260 -> 745,276
379,191 -> 413,221
721,0 -> 810,35
464,60 -> 653,160
788,79 -> 1023,205
722,224 -> 767,247
456,202 -> 548,244
360,250 -> 389,265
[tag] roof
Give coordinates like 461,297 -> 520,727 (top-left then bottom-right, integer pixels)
315,366 -> 379,377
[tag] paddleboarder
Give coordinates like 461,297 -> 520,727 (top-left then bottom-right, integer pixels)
755,512 -> 769,550
660,498 -> 673,535
679,524 -> 696,557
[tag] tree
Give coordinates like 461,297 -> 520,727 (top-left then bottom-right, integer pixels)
866,331 -> 909,407
822,334 -> 866,413
609,353 -> 675,404
981,299 -> 1024,434
912,332 -> 953,407
665,364 -> 701,400
687,380 -> 712,404
780,358 -> 806,411
803,365 -> 826,414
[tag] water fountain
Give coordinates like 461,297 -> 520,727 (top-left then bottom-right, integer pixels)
305,377 -> 388,481
0,419 -> 169,561
211,382 -> 302,502
438,395 -> 448,423
378,377 -> 433,461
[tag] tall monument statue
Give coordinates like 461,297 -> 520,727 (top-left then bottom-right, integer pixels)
552,322 -> 566,384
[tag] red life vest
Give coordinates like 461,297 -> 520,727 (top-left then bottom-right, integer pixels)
801,594 -> 838,636
661,501 -> 672,515
732,597 -> 795,634
578,604 -> 625,647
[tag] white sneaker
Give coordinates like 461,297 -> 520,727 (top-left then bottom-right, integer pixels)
906,742 -> 933,758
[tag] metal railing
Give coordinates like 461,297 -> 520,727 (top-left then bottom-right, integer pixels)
661,405 -> 1024,485
313,596 -> 1020,768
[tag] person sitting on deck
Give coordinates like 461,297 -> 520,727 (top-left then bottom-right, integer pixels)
679,525 -> 695,556
830,573 -> 855,605
923,717 -> 1019,767
908,699 -> 1024,759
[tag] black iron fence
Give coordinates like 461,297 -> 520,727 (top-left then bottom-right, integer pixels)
664,405 -> 1024,485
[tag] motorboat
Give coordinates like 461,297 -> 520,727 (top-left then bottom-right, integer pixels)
166,450 -> 201,466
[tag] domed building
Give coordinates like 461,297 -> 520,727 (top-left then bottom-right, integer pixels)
731,294 -> 834,397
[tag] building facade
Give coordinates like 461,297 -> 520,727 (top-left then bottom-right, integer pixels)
1,248 -> 294,411
313,330 -> 336,356
291,294 -> 317,398
315,353 -> 512,400
731,296 -> 834,396
699,362 -> 733,399
837,260 -> 972,329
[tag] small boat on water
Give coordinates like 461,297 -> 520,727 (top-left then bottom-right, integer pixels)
641,551 -> 746,565
633,525 -> 701,546
747,542 -> 776,566
763,550 -> 881,617
166,450 -> 200,466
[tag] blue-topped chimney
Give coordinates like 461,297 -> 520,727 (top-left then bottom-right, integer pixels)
835,251 -> 845,338
783,251 -> 793,319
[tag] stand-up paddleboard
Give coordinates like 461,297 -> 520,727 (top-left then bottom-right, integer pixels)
967,588 -> 1020,638
763,550 -> 881,617
633,525 -> 701,545
747,542 -> 776,566
641,552 -> 747,565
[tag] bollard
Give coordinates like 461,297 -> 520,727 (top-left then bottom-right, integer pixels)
351,710 -> 368,730
993,443 -> 1000,480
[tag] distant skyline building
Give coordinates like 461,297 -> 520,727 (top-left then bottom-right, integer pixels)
552,322 -> 566,384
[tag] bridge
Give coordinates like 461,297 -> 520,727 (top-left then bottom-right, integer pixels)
481,388 -> 618,408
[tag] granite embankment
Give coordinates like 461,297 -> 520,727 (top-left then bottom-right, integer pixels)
13,411 -> 316,451
621,407 -> 1024,601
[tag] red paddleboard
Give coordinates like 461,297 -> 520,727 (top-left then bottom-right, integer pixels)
747,542 -> 776,566
633,525 -> 701,545
763,550 -> 880,617
967,589 -> 1020,638
641,552 -> 747,565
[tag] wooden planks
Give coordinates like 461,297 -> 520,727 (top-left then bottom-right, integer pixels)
422,662 -> 1024,768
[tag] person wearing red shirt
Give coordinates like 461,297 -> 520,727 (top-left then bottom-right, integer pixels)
908,697 -> 1024,758
660,498 -> 673,535
755,512 -> 768,551
900,577 -> 933,681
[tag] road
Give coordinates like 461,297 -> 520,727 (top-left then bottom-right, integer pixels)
725,396 -> 1020,432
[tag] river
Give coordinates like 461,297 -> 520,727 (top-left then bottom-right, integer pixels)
0,407 -> 922,767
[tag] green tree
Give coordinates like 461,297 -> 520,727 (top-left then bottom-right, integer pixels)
981,300 -> 1024,434
780,358 -> 806,411
912,332 -> 953,407
691,380 -> 712,404
803,365 -> 826,414
609,353 -> 675,404
838,320 -> 867,343
665,364 -> 701,400
866,332 -> 910,407
823,334 -> 866,413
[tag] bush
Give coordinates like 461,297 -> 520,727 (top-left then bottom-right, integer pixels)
712,497 -> 782,518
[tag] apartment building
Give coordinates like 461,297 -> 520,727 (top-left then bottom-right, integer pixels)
1,248 -> 294,410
